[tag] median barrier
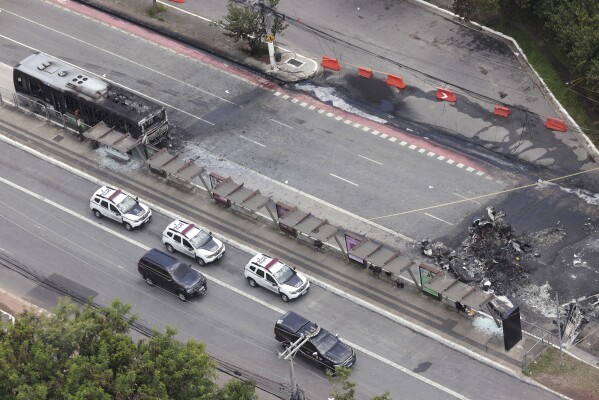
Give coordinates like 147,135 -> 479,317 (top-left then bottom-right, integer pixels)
544,117 -> 567,132
386,74 -> 406,89
436,88 -> 456,102
321,56 -> 341,71
358,67 -> 373,78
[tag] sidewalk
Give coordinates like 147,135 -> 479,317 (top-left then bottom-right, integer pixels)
2,101 -> 596,397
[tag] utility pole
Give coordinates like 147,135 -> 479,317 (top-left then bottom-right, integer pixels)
278,335 -> 309,400
555,292 -> 563,365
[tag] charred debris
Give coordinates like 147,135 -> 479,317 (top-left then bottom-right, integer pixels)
417,207 -> 536,296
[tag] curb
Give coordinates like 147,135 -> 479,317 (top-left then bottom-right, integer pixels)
0,130 -> 572,400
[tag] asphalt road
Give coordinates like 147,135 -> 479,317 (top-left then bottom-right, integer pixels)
1,0 -> 598,322
0,0 -> 515,244
0,137 -> 562,400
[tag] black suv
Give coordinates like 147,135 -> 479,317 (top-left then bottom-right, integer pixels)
138,249 -> 207,301
274,311 -> 356,371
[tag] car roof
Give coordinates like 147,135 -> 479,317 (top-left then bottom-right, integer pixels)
94,186 -> 128,204
166,219 -> 204,238
252,253 -> 286,274
277,311 -> 319,336
141,248 -> 178,269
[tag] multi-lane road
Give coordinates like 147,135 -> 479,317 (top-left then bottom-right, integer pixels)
0,0 -> 511,243
0,131 -> 559,400
0,0 -> 595,398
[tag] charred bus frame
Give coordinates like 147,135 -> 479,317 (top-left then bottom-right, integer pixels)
13,52 -> 169,143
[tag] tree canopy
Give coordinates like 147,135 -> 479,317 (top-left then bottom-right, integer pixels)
0,298 -> 257,400
327,367 -> 391,400
216,0 -> 287,55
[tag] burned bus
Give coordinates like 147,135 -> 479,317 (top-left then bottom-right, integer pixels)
13,52 -> 169,143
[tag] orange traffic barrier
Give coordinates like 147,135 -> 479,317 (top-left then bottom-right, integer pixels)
321,56 -> 341,71
358,67 -> 373,79
386,74 -> 406,89
545,117 -> 567,132
494,105 -> 511,117
436,88 -> 456,102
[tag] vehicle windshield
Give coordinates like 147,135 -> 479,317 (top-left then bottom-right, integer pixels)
273,265 -> 295,283
190,230 -> 211,248
312,330 -> 338,354
172,263 -> 189,280
116,195 -> 137,214
140,110 -> 166,132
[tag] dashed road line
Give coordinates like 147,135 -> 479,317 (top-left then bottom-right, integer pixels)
239,135 -> 266,147
330,173 -> 359,186
269,118 -> 293,129
454,192 -> 482,205
424,213 -> 454,225
357,154 -> 383,165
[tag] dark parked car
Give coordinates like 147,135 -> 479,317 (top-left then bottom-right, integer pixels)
138,248 -> 207,301
274,311 -> 356,370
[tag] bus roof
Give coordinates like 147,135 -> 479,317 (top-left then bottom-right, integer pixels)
14,52 -> 164,123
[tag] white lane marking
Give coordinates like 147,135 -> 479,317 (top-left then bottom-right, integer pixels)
453,192 -> 482,205
466,167 -> 475,172
239,135 -> 266,147
476,171 -> 485,176
353,123 -> 361,128
327,112 -> 334,117
388,137 -> 397,142
447,159 -> 455,164
400,141 -> 407,146
418,148 -> 426,153
362,127 -> 370,132
344,119 -> 352,124
0,34 -> 215,125
427,152 -> 436,157
269,118 -> 293,129
372,130 -> 379,135
291,98 -> 299,103
282,95 -> 290,100
317,109 -> 325,114
437,155 -> 446,160
1,176 -> 472,399
456,163 -> 465,168
308,105 -> 316,110
335,116 -> 343,121
0,12 -> 236,107
299,102 -> 307,107
274,91 -> 282,96
329,173 -> 359,186
0,178 -> 281,354
409,144 -> 417,149
380,133 -> 388,138
347,342 -> 470,400
424,213 -> 454,225
0,175 -> 469,398
357,154 -> 383,165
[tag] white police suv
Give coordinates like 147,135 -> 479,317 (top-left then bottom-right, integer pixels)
90,186 -> 152,230
244,253 -> 310,302
162,219 -> 225,266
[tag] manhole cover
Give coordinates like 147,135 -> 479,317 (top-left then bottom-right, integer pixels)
53,135 -> 64,142
286,58 -> 304,68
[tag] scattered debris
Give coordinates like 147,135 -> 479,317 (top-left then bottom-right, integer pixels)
418,207 -> 533,295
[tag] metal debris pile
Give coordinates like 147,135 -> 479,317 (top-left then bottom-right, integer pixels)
418,207 -> 534,295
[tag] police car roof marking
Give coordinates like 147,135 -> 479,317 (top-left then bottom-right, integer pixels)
108,189 -> 122,201
265,258 -> 278,270
181,224 -> 195,236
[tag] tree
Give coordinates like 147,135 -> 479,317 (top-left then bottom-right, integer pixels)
0,297 -> 257,400
452,0 -> 499,22
215,0 -> 287,55
327,367 -> 391,400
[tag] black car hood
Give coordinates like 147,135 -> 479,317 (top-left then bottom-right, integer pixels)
178,270 -> 204,287
126,203 -> 145,217
324,341 -> 353,364
285,273 -> 303,288
202,238 -> 219,252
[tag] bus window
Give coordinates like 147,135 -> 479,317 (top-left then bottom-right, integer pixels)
29,80 -> 43,99
65,95 -> 79,113
14,73 -> 28,91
